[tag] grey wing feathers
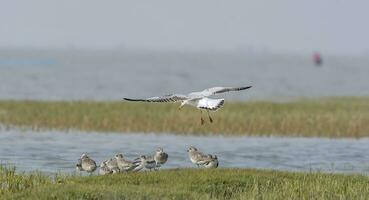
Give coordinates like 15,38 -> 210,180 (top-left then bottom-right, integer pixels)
201,86 -> 252,97
123,94 -> 188,103
132,159 -> 141,166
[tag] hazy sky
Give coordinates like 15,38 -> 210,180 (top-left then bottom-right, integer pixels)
1,0 -> 368,53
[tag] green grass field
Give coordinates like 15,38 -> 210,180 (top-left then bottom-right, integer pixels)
2,166 -> 369,200
0,97 -> 368,137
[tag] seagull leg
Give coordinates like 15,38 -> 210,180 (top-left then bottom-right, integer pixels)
200,110 -> 205,125
207,111 -> 213,123
178,101 -> 185,110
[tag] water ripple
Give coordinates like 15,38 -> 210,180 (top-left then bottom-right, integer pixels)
1,129 -> 369,174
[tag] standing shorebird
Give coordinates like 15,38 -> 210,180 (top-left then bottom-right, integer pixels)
115,154 -> 139,172
78,153 -> 97,175
123,86 -> 252,125
153,147 -> 168,169
187,146 -> 212,167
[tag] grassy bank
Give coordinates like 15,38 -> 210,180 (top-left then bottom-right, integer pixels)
0,97 -> 368,137
2,166 -> 369,200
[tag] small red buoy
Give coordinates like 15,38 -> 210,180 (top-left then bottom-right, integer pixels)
313,52 -> 323,66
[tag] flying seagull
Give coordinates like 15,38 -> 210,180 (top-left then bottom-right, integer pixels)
123,86 -> 252,125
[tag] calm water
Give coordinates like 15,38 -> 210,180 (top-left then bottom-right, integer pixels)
1,129 -> 369,174
0,49 -> 368,100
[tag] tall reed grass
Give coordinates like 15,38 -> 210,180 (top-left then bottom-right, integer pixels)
0,165 -> 55,196
0,97 -> 368,137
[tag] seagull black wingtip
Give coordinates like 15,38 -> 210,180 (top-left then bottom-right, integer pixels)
123,98 -> 140,101
241,86 -> 252,90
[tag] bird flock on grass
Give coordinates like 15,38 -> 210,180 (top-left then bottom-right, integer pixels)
76,146 -> 218,175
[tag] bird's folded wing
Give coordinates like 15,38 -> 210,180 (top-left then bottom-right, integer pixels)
146,160 -> 156,164
123,94 -> 188,103
132,159 -> 142,165
195,152 -> 211,160
196,156 -> 214,165
196,86 -> 252,97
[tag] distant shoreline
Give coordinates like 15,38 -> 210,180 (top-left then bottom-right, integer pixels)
0,97 -> 368,138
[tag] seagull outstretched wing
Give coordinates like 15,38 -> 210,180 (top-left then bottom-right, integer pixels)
123,94 -> 188,103
189,86 -> 252,98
